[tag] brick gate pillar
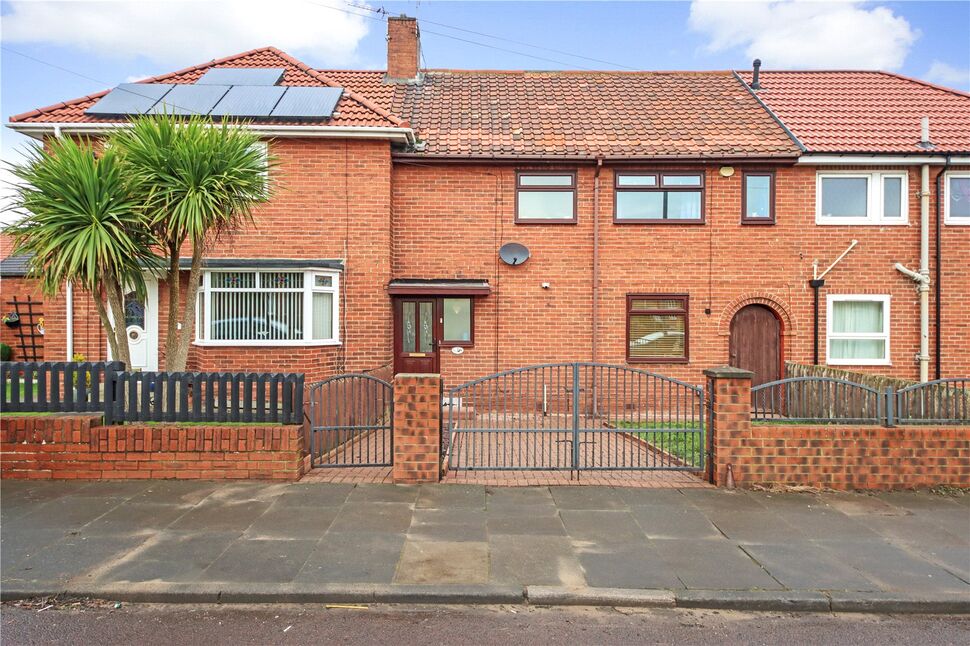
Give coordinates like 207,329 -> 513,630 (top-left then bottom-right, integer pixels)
703,366 -> 754,487
392,374 -> 442,484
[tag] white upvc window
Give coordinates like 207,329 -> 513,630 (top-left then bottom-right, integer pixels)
944,172 -> 970,225
816,171 -> 908,225
826,295 -> 891,366
195,268 -> 340,346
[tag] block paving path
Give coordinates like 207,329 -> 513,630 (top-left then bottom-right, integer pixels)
2,481 -> 968,601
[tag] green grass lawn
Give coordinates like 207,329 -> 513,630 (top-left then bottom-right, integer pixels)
4,381 -> 39,401
614,420 -> 704,464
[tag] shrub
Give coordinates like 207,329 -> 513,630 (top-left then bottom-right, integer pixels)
0,343 -> 11,361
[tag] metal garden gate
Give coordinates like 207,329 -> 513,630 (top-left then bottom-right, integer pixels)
306,374 -> 393,467
445,363 -> 705,472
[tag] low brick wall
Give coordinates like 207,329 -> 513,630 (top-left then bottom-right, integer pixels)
718,423 -> 970,490
392,374 -> 441,484
1,414 -> 305,481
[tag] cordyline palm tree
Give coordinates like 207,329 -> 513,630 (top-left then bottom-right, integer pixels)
114,114 -> 273,371
3,136 -> 158,368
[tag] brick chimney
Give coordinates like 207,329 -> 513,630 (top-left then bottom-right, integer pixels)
386,16 -> 420,81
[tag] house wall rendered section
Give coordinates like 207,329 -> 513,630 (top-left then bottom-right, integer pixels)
391,162 -> 970,389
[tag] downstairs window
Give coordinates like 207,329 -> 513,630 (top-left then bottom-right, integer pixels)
826,295 -> 890,365
196,269 -> 339,345
627,294 -> 689,363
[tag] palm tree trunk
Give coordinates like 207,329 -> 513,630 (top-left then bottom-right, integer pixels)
103,272 -> 132,369
164,241 -> 181,369
94,291 -> 121,365
169,237 -> 205,372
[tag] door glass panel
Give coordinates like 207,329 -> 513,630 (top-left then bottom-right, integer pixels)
402,301 -> 416,353
418,301 -> 433,352
124,292 -> 146,328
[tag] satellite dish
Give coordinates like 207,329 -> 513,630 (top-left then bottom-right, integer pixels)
499,242 -> 531,266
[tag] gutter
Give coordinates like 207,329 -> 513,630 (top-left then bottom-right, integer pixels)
799,154 -> 970,165
391,153 -> 799,164
6,122 -> 417,145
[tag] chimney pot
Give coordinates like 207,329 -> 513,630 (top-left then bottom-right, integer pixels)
386,16 -> 420,82
751,59 -> 762,90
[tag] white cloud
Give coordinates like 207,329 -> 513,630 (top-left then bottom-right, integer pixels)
2,0 -> 373,67
925,61 -> 970,88
689,1 -> 918,70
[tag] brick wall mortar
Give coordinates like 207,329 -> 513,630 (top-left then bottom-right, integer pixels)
1,414 -> 305,481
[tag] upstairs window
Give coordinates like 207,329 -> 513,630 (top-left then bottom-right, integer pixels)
816,172 -> 908,225
516,172 -> 576,223
627,294 -> 689,363
615,172 -> 705,223
742,171 -> 775,224
197,269 -> 339,346
945,172 -> 970,225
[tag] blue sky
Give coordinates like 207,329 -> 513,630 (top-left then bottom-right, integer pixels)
2,0 -> 969,213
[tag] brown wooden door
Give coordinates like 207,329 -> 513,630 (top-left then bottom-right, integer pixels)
393,298 -> 439,374
729,304 -> 782,387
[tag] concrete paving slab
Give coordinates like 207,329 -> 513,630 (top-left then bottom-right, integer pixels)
80,503 -> 192,536
705,510 -> 803,544
615,488 -> 696,508
630,506 -> 722,540
573,542 -> 683,590
822,493 -> 908,516
416,484 -> 486,510
904,544 -> 970,582
485,486 -> 556,510
739,543 -> 879,591
560,510 -> 647,544
126,481 -> 220,506
96,531 -> 243,583
1,528 -> 74,573
244,505 -> 340,539
203,539 -> 317,583
168,500 -> 272,532
408,509 -> 487,542
15,496 -> 122,531
855,514 -> 969,547
487,513 -> 566,536
549,487 -> 627,510
5,534 -> 148,586
201,482 -> 290,504
297,532 -> 404,584
820,539 -> 970,593
771,506 -> 883,541
270,484 -> 354,508
346,483 -> 420,504
489,535 -> 585,587
394,540 -> 489,584
914,507 -> 970,539
328,502 -> 414,534
66,481 -> 155,499
679,489 -> 767,512
648,538 -> 783,590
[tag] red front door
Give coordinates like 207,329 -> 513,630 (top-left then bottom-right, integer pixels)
394,298 -> 439,374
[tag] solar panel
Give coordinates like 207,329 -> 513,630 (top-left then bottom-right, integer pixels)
209,85 -> 286,118
270,87 -> 343,119
150,84 -> 230,116
85,84 -> 175,115
196,68 -> 286,86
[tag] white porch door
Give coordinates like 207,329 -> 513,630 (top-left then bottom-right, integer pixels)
108,278 -> 159,371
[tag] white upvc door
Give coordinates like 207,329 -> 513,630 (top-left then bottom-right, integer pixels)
107,277 -> 159,371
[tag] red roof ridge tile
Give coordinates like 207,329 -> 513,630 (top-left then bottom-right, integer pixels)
413,68 -> 736,76
875,70 -> 970,99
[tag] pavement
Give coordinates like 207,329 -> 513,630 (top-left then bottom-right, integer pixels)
1,480 -> 969,613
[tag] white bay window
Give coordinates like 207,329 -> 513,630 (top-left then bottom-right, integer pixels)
197,269 -> 339,346
826,295 -> 890,366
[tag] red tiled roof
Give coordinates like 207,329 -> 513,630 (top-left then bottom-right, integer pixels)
9,47 -> 405,128
739,71 -> 970,154
325,69 -> 800,158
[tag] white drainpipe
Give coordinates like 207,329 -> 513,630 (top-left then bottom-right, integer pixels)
65,281 -> 74,360
896,161 -> 931,382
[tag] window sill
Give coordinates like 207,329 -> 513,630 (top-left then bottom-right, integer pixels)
627,357 -> 689,364
741,218 -> 775,225
614,219 -> 705,225
193,339 -> 342,348
514,219 -> 577,225
943,218 -> 970,225
440,342 -> 474,348
826,359 -> 891,367
816,218 -> 909,226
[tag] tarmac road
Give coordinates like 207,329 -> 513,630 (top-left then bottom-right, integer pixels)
2,601 -> 969,646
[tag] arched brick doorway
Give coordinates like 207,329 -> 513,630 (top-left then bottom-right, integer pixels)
730,304 -> 782,386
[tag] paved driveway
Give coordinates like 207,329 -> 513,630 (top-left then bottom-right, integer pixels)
2,481 -> 968,596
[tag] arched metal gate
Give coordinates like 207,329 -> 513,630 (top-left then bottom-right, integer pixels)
307,374 -> 393,467
445,363 -> 705,472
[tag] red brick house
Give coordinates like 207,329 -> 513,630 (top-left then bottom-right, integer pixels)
3,17 -> 969,389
